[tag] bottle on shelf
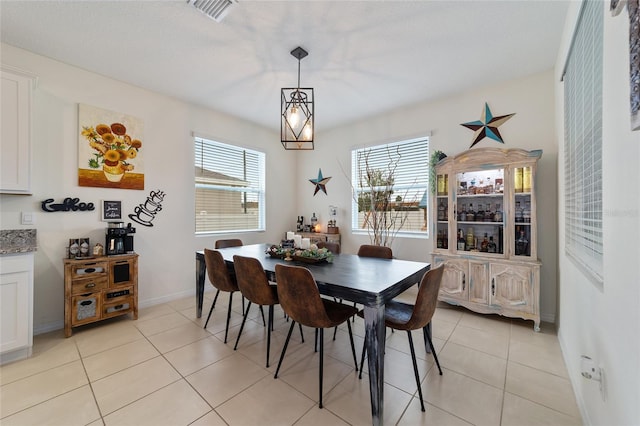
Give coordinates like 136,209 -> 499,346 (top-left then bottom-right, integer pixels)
437,230 -> 444,248
437,174 -> 446,195
457,229 -> 466,251
443,230 -> 448,249
515,227 -> 529,256
523,201 -> 531,223
466,203 -> 475,222
487,236 -> 497,253
476,204 -> 484,222
484,205 -> 494,222
466,228 -> 474,250
459,204 -> 467,221
494,203 -> 503,222
438,200 -> 446,221
515,201 -> 523,223
480,233 -> 489,252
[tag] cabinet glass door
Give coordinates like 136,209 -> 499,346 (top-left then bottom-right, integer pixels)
435,173 -> 449,250
513,166 -> 533,257
455,168 -> 504,254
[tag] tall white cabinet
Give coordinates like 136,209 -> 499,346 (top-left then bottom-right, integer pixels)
1,65 -> 37,194
431,148 -> 542,331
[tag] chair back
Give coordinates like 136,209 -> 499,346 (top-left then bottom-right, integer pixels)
357,244 -> 392,259
403,265 -> 444,330
204,248 -> 238,292
215,239 -> 243,249
275,264 -> 334,329
317,241 -> 341,254
233,255 -> 278,306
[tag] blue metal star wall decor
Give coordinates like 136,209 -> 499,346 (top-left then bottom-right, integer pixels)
309,169 -> 331,196
461,103 -> 515,148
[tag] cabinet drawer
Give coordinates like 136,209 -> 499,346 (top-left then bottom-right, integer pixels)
103,297 -> 133,319
69,262 -> 108,280
71,277 -> 108,295
71,293 -> 102,325
103,285 -> 134,303
109,258 -> 136,287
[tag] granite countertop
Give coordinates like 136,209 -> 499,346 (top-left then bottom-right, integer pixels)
0,229 -> 37,254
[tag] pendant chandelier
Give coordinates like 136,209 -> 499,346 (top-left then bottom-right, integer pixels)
281,46 -> 314,150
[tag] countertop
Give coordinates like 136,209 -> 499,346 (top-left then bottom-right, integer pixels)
0,229 -> 37,255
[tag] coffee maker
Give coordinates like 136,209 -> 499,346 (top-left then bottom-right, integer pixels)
106,222 -> 136,255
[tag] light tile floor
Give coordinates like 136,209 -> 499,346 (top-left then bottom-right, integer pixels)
0,289 -> 582,425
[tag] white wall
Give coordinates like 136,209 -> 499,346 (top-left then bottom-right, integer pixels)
299,69 -> 559,323
0,44 -> 296,333
555,3 -> 640,425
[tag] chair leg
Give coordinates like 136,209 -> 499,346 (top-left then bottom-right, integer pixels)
407,331 -> 426,412
266,305 -> 274,368
233,301 -> 252,350
275,320 -> 296,379
358,329 -> 367,379
319,327 -> 324,409
299,323 -> 305,343
212,289 -> 220,309
224,292 -> 233,343
423,325 -> 443,375
204,298 -> 215,329
346,319 -> 358,370
314,328 -> 318,352
259,305 -> 266,327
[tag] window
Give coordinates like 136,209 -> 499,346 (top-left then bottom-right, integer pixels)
562,0 -> 603,282
194,136 -> 265,233
351,137 -> 429,244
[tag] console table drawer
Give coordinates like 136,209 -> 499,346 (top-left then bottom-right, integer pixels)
71,277 -> 108,295
69,261 -> 108,280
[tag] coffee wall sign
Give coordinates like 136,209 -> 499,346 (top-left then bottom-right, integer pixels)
41,197 -> 95,212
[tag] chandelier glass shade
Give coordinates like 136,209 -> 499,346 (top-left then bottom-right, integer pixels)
281,47 -> 314,150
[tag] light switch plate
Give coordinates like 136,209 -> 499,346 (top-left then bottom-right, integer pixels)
21,212 -> 34,225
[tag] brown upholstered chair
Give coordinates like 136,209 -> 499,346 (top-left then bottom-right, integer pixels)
232,255 -> 282,367
203,248 -> 240,343
358,264 -> 445,412
274,264 -> 359,409
210,239 -> 244,311
317,241 -> 340,254
357,244 -> 392,259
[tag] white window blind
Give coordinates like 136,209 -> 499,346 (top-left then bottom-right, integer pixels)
194,137 -> 265,233
351,137 -> 429,240
563,0 -> 603,282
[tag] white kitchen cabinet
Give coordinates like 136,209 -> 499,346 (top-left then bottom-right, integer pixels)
1,66 -> 37,194
0,252 -> 34,364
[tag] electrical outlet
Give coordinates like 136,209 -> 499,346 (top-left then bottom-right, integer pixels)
21,212 -> 34,225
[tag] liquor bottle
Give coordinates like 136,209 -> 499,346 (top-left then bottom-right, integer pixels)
438,200 -> 446,221
466,228 -> 474,250
480,233 -> 489,252
523,167 -> 532,192
457,229 -> 466,251
437,175 -> 445,195
437,230 -> 443,248
466,203 -> 475,222
487,236 -> 497,253
310,213 -> 318,231
523,201 -> 531,223
515,201 -> 523,223
515,228 -> 529,256
443,230 -> 448,249
484,205 -> 494,222
493,203 -> 503,222
476,204 -> 484,222
459,204 -> 467,221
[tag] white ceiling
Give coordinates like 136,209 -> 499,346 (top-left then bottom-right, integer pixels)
0,0 -> 570,132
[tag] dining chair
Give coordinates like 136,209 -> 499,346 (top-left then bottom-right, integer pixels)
203,248 -> 241,343
357,244 -> 392,259
358,264 -> 445,412
317,241 -> 340,254
232,255 -> 303,367
211,239 -> 244,311
274,263 -> 359,409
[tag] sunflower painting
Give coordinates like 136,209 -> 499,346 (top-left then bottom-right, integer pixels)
78,104 -> 144,189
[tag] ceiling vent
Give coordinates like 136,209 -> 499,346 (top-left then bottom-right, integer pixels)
187,0 -> 237,23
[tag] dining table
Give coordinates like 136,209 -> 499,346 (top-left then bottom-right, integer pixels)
195,243 -> 430,426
